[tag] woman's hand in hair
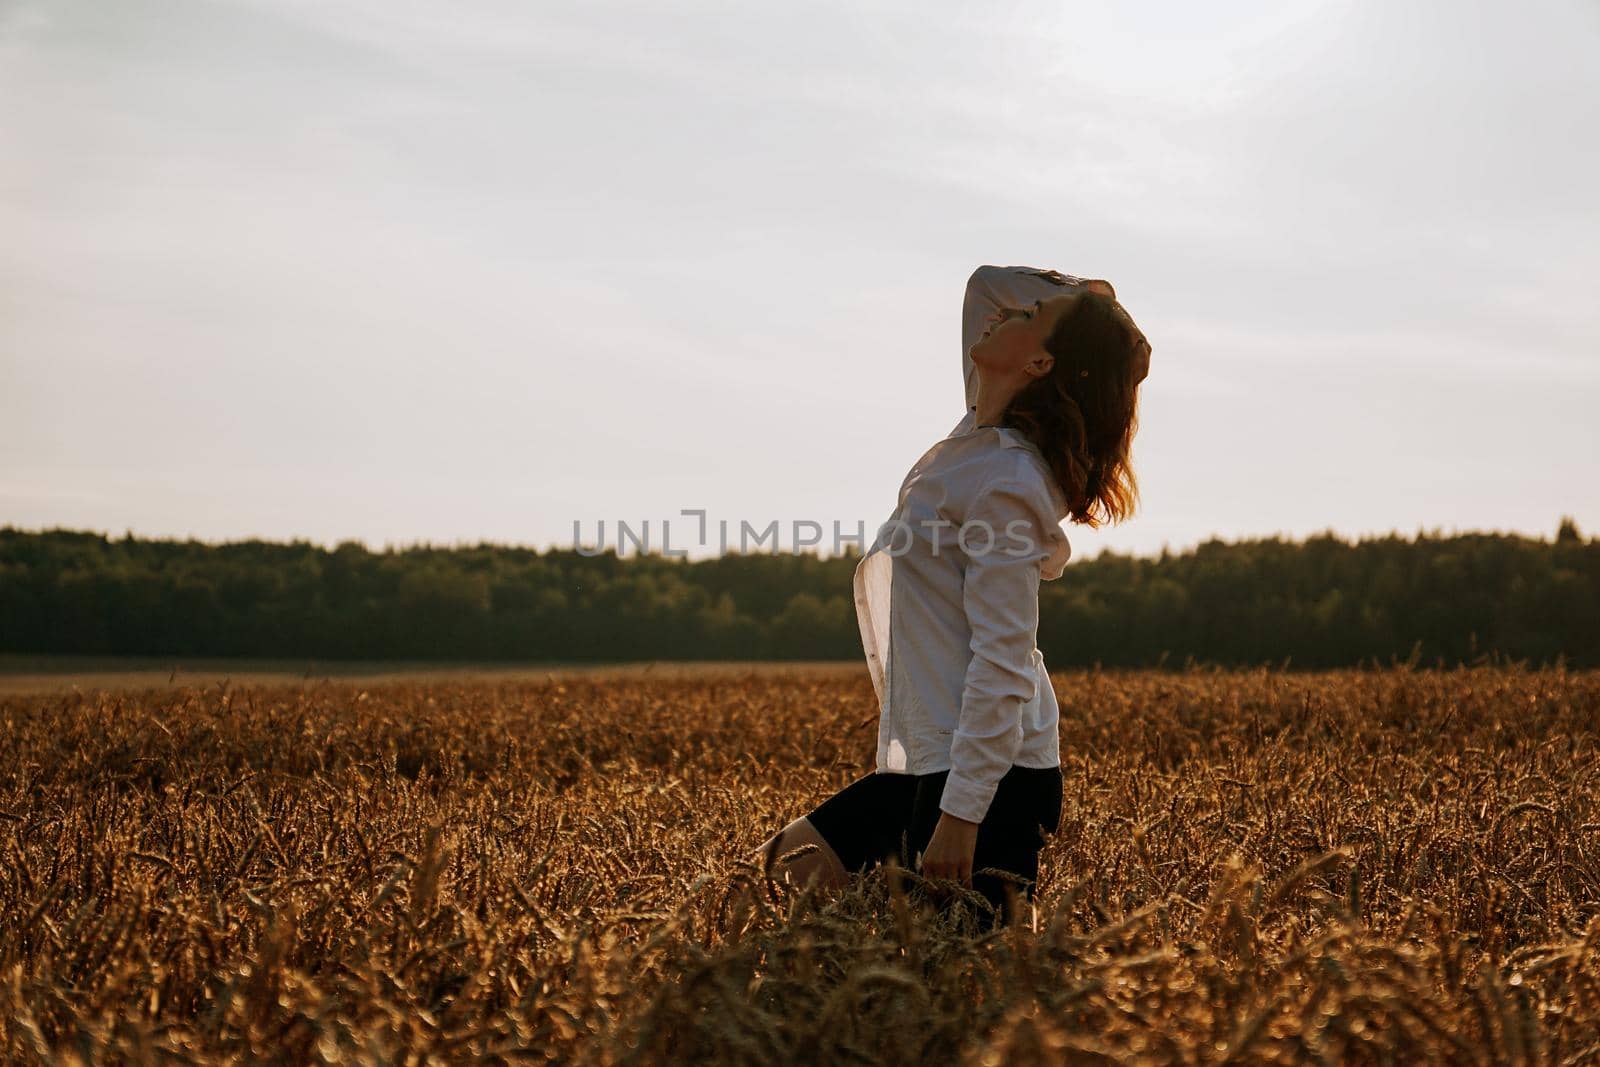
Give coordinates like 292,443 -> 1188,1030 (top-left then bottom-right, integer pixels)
1029,267 -> 1117,301
920,811 -> 981,888
1026,268 -> 1075,287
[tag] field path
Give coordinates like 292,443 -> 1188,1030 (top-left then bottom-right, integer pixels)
0,655 -> 861,696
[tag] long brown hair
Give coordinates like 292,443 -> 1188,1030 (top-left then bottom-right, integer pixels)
1002,290 -> 1146,529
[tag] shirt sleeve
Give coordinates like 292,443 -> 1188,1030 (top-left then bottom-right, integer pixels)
961,265 -> 1081,412
940,475 -> 1055,824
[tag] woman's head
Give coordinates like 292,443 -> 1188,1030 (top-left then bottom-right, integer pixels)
971,282 -> 1150,528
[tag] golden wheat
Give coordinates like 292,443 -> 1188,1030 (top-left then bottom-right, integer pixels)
1,665 -> 1598,1064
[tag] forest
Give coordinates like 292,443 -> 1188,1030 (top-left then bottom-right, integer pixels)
1,519 -> 1594,668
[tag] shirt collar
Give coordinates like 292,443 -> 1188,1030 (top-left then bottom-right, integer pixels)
958,407 -> 1043,455
960,407 -> 1070,518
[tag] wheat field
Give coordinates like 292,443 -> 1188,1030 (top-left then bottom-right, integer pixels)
3,665 -> 1600,1064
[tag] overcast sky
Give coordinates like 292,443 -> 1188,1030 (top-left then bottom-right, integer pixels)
3,0 -> 1596,562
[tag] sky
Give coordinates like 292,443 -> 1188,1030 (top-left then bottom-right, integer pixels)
2,0 -> 1597,562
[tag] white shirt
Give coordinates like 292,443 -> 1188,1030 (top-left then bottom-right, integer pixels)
851,265 -> 1083,825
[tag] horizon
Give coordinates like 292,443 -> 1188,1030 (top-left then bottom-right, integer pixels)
4,515 -> 1588,564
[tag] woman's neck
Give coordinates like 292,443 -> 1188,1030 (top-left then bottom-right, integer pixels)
973,375 -> 1019,428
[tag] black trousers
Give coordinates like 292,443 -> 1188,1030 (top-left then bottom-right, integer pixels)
801,763 -> 1065,930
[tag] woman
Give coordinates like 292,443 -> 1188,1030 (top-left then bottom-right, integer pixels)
752,264 -> 1151,932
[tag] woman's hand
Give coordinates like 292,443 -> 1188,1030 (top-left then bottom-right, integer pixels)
919,811 -> 981,887
1025,268 -> 1074,287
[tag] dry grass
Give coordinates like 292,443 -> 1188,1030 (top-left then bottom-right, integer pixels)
3,665 -> 1600,1064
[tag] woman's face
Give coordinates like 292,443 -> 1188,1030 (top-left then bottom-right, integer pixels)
969,289 -> 1085,379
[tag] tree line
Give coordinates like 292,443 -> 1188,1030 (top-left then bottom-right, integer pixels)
1,519 -> 1595,668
